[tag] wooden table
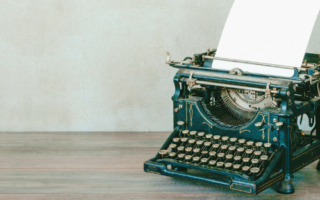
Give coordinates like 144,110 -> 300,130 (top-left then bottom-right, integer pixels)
0,132 -> 319,200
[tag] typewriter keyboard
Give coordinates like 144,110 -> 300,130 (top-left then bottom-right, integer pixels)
158,130 -> 274,180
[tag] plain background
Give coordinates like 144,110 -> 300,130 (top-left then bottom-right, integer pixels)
0,0 -> 319,132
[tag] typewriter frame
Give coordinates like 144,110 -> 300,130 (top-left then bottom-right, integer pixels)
144,49 -> 320,194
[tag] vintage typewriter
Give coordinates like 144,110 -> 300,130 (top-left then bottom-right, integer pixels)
144,49 -> 320,194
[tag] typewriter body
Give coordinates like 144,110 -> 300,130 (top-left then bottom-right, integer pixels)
144,49 -> 320,194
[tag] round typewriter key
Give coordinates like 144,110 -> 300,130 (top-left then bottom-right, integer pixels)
217,153 -> 225,162
159,150 -> 168,159
177,153 -> 185,161
246,141 -> 254,149
193,148 -> 201,156
216,162 -> 224,168
213,135 -> 221,143
177,146 -> 185,153
192,156 -> 200,164
226,154 -> 233,162
177,121 -> 185,126
196,140 -> 204,148
209,151 -> 217,160
228,146 -> 236,154
208,160 -> 216,167
185,147 -> 193,155
261,155 -> 269,168
255,142 -> 263,150
222,136 -> 229,144
238,139 -> 246,147
169,144 -> 177,152
212,144 -> 220,151
201,158 -> 209,165
172,138 -> 180,145
245,149 -> 253,157
189,131 -> 197,139
250,167 -> 260,180
254,151 -> 262,158
242,166 -> 250,174
188,139 -> 196,147
233,164 -> 241,171
264,143 -> 272,154
234,156 -> 242,164
230,138 -> 237,145
221,145 -> 228,153
205,134 -> 213,141
251,158 -> 259,167
204,142 -> 212,150
182,130 -> 189,138
236,147 -> 244,156
169,152 -> 177,159
180,138 -> 188,146
201,150 -> 209,158
185,155 -> 193,163
225,162 -> 232,169
198,132 -> 205,139
243,157 -> 250,166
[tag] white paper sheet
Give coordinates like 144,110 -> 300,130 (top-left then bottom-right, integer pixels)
212,0 -> 320,77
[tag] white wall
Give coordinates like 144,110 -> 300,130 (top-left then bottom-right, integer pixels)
0,0 -> 319,132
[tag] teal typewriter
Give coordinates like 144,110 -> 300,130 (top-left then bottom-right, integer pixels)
144,49 -> 320,194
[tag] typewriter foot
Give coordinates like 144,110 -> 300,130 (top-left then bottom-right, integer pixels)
277,179 -> 295,194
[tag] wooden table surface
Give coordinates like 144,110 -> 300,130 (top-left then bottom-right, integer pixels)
0,132 -> 319,200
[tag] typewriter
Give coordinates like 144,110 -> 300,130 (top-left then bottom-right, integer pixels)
144,49 -> 320,194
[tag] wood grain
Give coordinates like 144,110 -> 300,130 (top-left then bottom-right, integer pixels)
0,132 -> 318,199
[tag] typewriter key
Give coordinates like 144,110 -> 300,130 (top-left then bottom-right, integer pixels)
177,121 -> 185,134
177,146 -> 185,153
226,154 -> 233,162
201,158 -> 209,165
243,157 -> 250,166
185,155 -> 193,163
261,155 -> 268,168
159,150 -> 168,159
208,160 -> 216,167
212,144 -> 220,151
196,140 -> 204,148
169,152 -> 177,159
188,139 -> 196,147
216,162 -> 224,168
180,138 -> 188,146
205,134 -> 213,141
209,151 -> 217,160
254,151 -> 262,158
189,131 -> 197,139
182,130 -> 189,138
204,142 -> 212,150
172,138 -> 180,145
242,166 -> 250,174
238,139 -> 246,147
264,143 -> 272,154
230,138 -> 237,145
250,167 -> 260,179
201,151 -> 209,158
228,146 -> 236,154
198,132 -> 205,140
213,135 -> 221,143
234,156 -> 241,164
185,147 -> 193,155
221,145 -> 228,153
222,136 -> 229,144
177,153 -> 185,161
233,164 -> 241,171
255,142 -> 263,150
236,147 -> 244,156
193,148 -> 201,156
192,156 -> 200,164
225,162 -> 232,169
245,149 -> 253,157
169,144 -> 177,152
251,158 -> 259,167
217,153 -> 225,162
246,141 -> 254,149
